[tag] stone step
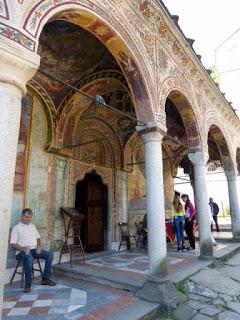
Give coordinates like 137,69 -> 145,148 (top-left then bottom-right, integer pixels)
53,262 -> 145,293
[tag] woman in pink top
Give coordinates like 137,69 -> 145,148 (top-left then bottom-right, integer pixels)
181,194 -> 196,250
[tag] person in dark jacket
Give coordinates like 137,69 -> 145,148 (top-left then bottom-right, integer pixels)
209,197 -> 220,232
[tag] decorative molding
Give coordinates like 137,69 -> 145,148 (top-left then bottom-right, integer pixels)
23,0 -> 96,38
0,22 -> 35,51
0,0 -> 9,19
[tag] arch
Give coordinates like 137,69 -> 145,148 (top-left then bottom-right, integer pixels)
22,2 -> 156,123
207,123 -> 235,172
204,112 -> 236,164
124,132 -> 142,172
27,80 -> 55,146
162,84 -> 202,149
71,114 -> 124,169
236,147 -> 240,174
58,73 -> 134,131
58,70 -> 130,117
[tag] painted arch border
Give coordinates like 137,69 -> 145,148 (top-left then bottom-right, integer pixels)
204,110 -> 236,169
21,0 -> 157,123
159,75 -> 203,148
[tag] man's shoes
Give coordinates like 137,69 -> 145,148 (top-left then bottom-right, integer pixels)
24,285 -> 31,293
41,279 -> 56,286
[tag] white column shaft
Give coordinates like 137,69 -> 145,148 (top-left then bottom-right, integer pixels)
226,172 -> 240,237
0,84 -> 22,312
189,151 -> 213,257
143,131 -> 167,277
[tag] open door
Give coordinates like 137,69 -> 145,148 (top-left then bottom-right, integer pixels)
75,172 -> 107,252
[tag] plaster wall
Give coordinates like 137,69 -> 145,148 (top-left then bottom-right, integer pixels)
25,97 -> 49,247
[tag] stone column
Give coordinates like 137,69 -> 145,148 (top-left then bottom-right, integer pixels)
225,170 -> 240,238
188,150 -> 213,258
137,122 -> 184,308
0,42 -> 39,316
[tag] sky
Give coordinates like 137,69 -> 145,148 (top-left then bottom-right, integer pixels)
163,0 -> 240,113
163,1 -> 240,208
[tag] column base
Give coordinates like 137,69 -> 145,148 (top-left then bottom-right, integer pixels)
232,231 -> 240,240
136,276 -> 186,311
199,239 -> 213,259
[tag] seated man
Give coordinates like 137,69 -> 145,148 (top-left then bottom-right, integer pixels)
10,208 -> 56,293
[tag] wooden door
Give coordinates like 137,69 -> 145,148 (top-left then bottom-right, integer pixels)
86,177 -> 104,251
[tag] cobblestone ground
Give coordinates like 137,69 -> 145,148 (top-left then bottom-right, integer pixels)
156,252 -> 240,320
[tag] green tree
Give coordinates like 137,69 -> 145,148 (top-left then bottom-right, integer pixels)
209,65 -> 220,87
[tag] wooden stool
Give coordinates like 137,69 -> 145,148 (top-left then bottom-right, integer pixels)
10,258 -> 43,288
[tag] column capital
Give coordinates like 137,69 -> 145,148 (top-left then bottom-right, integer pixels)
0,41 -> 40,95
225,169 -> 237,181
136,121 -> 167,143
188,149 -> 209,166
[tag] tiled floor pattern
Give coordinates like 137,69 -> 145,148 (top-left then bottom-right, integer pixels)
3,276 -> 136,320
3,240 -> 231,319
86,252 -> 185,274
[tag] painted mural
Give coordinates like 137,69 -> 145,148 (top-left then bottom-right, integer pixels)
128,140 -> 146,212
26,97 -> 50,244
14,95 -> 32,192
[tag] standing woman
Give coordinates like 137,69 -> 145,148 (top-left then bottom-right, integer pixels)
172,195 -> 185,252
181,194 -> 196,250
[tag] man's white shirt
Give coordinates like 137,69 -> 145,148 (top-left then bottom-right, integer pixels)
10,222 -> 40,254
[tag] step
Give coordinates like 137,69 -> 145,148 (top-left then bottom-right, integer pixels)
54,262 -> 145,293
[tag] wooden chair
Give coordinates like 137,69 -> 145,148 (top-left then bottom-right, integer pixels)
10,258 -> 43,288
118,223 -> 137,251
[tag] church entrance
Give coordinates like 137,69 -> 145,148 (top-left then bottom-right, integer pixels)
75,172 -> 108,252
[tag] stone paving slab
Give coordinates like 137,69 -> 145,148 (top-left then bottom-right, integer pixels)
225,252 -> 240,266
173,304 -> 197,320
218,311 -> 240,320
192,314 -> 212,320
199,306 -> 220,316
189,268 -> 240,297
218,265 -> 240,283
226,301 -> 240,314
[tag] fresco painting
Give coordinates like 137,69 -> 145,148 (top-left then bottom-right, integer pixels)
14,95 -> 32,192
128,165 -> 146,211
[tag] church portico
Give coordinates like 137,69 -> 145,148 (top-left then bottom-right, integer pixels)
2,0 -> 240,317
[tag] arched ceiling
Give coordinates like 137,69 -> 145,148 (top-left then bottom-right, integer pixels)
37,20 -> 118,79
34,20 -> 131,109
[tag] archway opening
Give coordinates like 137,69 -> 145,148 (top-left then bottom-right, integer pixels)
165,91 -> 200,214
75,171 -> 108,252
207,124 -> 234,230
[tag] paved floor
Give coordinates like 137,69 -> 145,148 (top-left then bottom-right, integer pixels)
3,232 -> 236,320
3,274 -> 157,320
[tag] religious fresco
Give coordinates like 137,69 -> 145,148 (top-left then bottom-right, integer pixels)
63,114 -> 75,146
26,98 -> 49,231
128,166 -> 146,211
128,140 -> 146,211
209,125 -> 229,155
167,91 -> 201,149
14,95 -> 33,192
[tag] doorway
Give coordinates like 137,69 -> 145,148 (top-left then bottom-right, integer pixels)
75,171 -> 108,252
